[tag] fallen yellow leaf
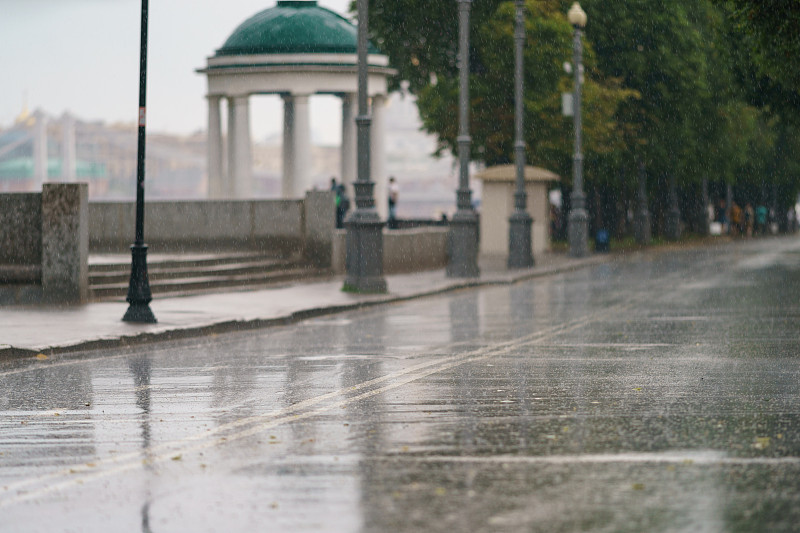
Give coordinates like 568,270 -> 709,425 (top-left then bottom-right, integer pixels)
753,437 -> 771,450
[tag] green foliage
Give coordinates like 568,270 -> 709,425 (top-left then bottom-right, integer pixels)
369,0 -> 635,174
364,0 -> 800,234
718,0 -> 800,113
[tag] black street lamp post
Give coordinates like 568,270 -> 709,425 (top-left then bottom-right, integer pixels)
567,2 -> 589,258
123,0 -> 156,323
507,0 -> 534,269
343,0 -> 387,293
446,0 -> 480,278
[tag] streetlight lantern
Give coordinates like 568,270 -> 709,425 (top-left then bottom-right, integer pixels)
123,0 -> 156,323
567,2 -> 587,28
507,0 -> 534,269
567,1 -> 589,258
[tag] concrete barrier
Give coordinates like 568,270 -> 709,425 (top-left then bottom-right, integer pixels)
332,227 -> 449,275
2,186 -> 453,303
0,192 -> 41,278
90,190 -> 335,259
1,188 -> 334,304
0,183 -> 88,304
90,199 -> 305,254
42,183 -> 89,303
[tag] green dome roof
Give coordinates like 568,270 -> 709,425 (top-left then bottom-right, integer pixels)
216,1 -> 379,56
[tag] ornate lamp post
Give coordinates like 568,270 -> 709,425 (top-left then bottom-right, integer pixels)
507,0 -> 534,269
447,0 -> 480,278
567,2 -> 588,258
343,0 -> 387,293
123,0 -> 156,323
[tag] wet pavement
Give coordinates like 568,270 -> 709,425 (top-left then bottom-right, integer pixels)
2,237 -> 800,532
0,251 -> 604,356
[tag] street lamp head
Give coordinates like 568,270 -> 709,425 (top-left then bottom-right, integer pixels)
568,2 -> 587,28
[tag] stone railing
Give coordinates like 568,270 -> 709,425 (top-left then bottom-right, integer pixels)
1,184 -> 451,304
332,226 -> 449,275
0,183 -> 89,304
0,187 -> 333,304
89,190 -> 334,267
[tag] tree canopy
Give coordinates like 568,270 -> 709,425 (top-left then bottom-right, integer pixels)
363,0 -> 800,235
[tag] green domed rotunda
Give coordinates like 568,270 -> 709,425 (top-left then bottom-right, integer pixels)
216,0 -> 379,56
197,0 -> 395,212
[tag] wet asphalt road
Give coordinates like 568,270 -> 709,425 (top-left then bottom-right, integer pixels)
2,238 -> 800,532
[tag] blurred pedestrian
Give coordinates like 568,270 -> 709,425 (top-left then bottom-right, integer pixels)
744,203 -> 754,237
755,204 -> 768,235
730,202 -> 742,236
331,177 -> 349,229
717,199 -> 728,234
388,176 -> 399,229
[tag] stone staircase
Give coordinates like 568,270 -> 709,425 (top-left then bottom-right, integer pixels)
89,251 -> 331,301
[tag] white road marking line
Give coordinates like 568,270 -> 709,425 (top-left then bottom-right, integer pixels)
0,304 -> 630,506
380,452 -> 800,466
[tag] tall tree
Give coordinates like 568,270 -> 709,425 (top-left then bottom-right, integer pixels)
720,0 -> 800,110
368,0 -> 634,172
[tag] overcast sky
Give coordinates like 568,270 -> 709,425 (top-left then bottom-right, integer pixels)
1,0 -> 354,144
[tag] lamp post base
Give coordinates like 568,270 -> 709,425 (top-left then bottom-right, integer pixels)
123,303 -> 157,323
123,244 -> 157,323
568,208 -> 589,258
447,209 -> 480,278
343,210 -> 387,293
507,211 -> 534,269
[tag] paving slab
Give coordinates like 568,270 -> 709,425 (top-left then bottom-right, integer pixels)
0,251 -> 607,357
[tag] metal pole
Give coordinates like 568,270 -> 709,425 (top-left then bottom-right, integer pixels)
446,0 -> 480,278
507,0 -> 534,268
633,160 -> 651,244
665,173 -> 681,240
343,0 -> 387,293
567,23 -> 588,257
356,0 -> 370,203
123,0 -> 156,323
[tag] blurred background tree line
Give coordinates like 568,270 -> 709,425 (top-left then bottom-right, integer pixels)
359,0 -> 800,239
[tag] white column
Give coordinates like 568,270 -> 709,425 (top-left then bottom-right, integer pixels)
33,110 -> 48,189
282,94 -> 295,197
231,95 -> 252,199
371,94 -> 388,220
340,93 -> 357,198
207,95 -> 224,198
226,96 -> 237,198
60,113 -> 76,182
291,93 -> 312,198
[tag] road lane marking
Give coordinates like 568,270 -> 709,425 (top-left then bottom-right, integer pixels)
0,303 -> 630,507
376,452 -> 800,466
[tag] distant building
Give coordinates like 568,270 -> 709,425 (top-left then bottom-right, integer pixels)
0,95 -> 470,217
0,109 -> 207,199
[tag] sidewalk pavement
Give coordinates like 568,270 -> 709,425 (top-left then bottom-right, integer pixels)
0,252 -> 609,358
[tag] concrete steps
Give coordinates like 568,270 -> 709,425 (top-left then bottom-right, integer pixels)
89,252 -> 331,300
